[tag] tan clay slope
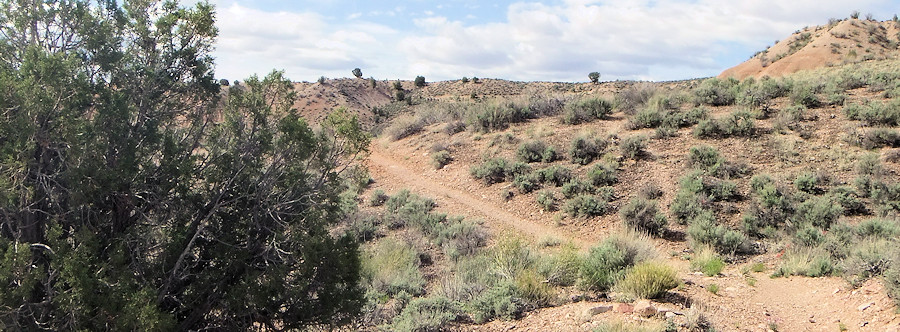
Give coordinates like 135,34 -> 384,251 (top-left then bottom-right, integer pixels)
292,78 -> 396,128
720,18 -> 900,79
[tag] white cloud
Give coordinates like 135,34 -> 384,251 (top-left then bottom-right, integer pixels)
212,0 -> 900,82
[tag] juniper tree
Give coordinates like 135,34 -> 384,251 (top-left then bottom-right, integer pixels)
0,0 -> 366,329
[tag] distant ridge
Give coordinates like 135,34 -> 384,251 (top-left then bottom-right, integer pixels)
720,17 -> 900,79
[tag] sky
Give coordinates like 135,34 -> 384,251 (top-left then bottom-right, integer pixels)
205,0 -> 900,83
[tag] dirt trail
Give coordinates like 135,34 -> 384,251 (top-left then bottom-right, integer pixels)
367,146 -> 590,248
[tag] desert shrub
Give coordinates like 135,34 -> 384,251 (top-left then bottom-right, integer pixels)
687,145 -> 725,174
773,105 -> 807,132
517,140 -> 547,163
670,192 -> 707,225
693,78 -> 738,106
385,190 -> 435,215
431,150 -> 453,169
628,108 -> 664,129
794,223 -> 826,247
588,161 -> 619,187
536,190 -> 558,211
513,172 -> 542,194
615,261 -> 679,299
772,248 -> 837,278
579,243 -> 629,290
620,135 -> 648,159
842,238 -> 894,286
369,189 -> 389,207
438,221 -> 488,259
564,194 -> 608,218
844,100 -> 900,126
538,165 -> 573,187
829,186 -> 864,215
737,77 -> 790,107
859,153 -> 884,177
569,134 -> 610,165
561,179 -> 595,198
363,238 -> 426,297
687,211 -> 747,254
514,269 -> 556,307
855,218 -> 900,238
443,120 -> 467,135
693,110 -> 755,138
414,76 -> 426,87
638,183 -> 664,200
389,296 -> 461,332
385,113 -> 426,140
679,170 -> 737,202
537,244 -> 581,286
691,247 -> 725,276
491,236 -> 534,280
792,196 -> 843,229
345,211 -> 382,242
468,282 -> 520,323
886,263 -> 900,308
789,83 -> 822,108
861,128 -> 900,149
562,98 -> 614,125
471,158 -> 514,184
470,103 -> 533,133
794,171 -> 823,194
619,197 -> 668,236
616,83 -> 657,114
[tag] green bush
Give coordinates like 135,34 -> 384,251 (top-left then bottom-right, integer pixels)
693,77 -> 738,106
679,170 -> 737,202
468,282 -> 520,323
470,103 -> 533,133
693,110 -> 755,138
579,233 -> 657,291
389,296 -> 461,332
536,190 -> 558,211
588,162 -> 619,187
431,150 -> 453,169
471,158 -> 529,185
885,262 -> 900,308
687,145 -> 725,174
564,195 -> 608,218
593,321 -> 666,332
789,83 -> 822,108
538,165 -> 573,187
537,244 -> 581,286
616,262 -> 679,299
384,114 -> 426,141
792,196 -> 843,229
829,186 -> 864,215
669,192 -> 706,225
569,135 -> 610,165
841,239 -> 894,285
620,135 -> 648,159
855,218 -> 900,238
562,98 -> 614,125
860,128 -> 900,149
794,223 -> 825,247
437,221 -> 488,259
691,247 -> 725,276
772,248 -> 837,278
517,140 -> 547,163
513,172 -> 542,194
794,171 -> 822,194
362,238 -> 426,297
687,211 -> 747,254
619,197 -> 668,236
561,179 -> 595,198
844,100 -> 900,126
414,75 -> 426,87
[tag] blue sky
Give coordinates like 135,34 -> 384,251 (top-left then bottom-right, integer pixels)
207,0 -> 900,82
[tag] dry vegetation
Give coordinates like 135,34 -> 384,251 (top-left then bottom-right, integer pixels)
320,16 -> 900,332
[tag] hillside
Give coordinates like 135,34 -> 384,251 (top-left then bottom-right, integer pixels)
720,18 -> 900,79
341,56 -> 900,331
